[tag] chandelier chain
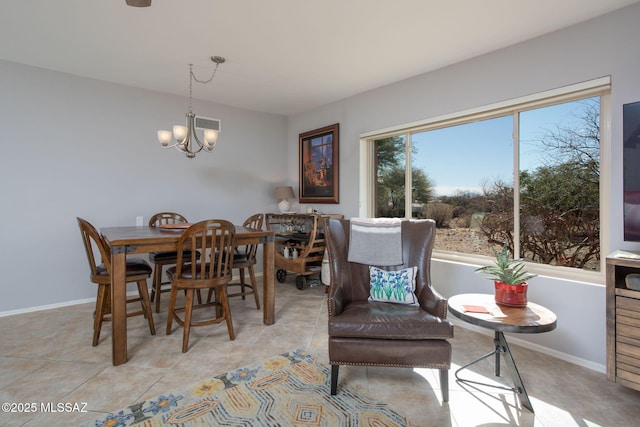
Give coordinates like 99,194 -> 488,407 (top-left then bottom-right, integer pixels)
187,61 -> 222,113
191,62 -> 221,85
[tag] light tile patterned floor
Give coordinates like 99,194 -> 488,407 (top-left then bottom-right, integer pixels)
1,276 -> 639,426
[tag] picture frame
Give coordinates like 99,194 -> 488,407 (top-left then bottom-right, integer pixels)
299,123 -> 339,204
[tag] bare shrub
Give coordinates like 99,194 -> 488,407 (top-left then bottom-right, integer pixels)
452,212 -> 472,228
426,202 -> 454,228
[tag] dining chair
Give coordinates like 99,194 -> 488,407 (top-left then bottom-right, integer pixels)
148,212 -> 200,313
77,217 -> 155,346
225,213 -> 263,309
166,219 -> 236,352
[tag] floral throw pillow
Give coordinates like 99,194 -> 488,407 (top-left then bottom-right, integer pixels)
368,266 -> 419,306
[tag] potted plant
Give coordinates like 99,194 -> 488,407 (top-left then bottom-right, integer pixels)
475,245 -> 537,307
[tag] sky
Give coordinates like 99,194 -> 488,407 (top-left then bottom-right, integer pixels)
411,97 -> 597,197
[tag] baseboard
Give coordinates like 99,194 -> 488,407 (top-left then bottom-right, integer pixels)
0,297 -> 96,317
0,272 -> 267,318
449,317 -> 606,374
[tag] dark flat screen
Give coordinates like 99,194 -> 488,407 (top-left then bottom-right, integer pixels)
623,101 -> 640,241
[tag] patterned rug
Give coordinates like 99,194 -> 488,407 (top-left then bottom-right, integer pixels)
85,349 -> 412,427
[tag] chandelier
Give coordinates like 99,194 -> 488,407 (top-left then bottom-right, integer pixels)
157,56 -> 225,158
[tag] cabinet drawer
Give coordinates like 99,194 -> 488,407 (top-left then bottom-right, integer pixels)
618,353 -> 640,369
617,295 -> 640,313
617,323 -> 640,341
617,311 -> 640,328
617,341 -> 640,359
616,296 -> 640,347
617,359 -> 640,375
617,367 -> 640,388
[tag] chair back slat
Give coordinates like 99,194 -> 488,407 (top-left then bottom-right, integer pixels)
237,213 -> 263,258
149,212 -> 189,227
175,219 -> 235,287
77,217 -> 112,276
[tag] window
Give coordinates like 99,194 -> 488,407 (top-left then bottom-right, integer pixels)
365,79 -> 610,278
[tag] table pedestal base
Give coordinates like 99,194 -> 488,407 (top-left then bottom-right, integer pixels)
455,331 -> 534,413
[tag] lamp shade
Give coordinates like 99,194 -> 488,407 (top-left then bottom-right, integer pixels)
173,125 -> 188,143
274,186 -> 295,200
157,130 -> 172,147
203,129 -> 218,150
275,186 -> 295,213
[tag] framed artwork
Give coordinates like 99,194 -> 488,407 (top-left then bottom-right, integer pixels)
299,123 -> 339,204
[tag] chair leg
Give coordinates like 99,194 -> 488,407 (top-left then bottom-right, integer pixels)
440,369 -> 449,402
219,286 -> 235,340
93,284 -> 107,346
239,268 -> 247,300
166,285 -> 178,335
151,265 -> 163,313
248,266 -> 261,309
182,289 -> 194,353
213,288 -> 223,318
137,280 -> 155,335
331,365 -> 339,395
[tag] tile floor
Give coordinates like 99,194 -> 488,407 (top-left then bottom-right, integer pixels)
1,276 -> 640,427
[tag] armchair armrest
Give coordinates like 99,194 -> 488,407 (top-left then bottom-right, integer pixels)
328,284 -> 345,317
417,283 -> 448,319
325,218 -> 352,317
326,240 -> 352,317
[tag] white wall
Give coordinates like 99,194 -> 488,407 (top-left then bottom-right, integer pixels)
0,60 -> 287,313
287,3 -> 640,369
4,2 -> 640,370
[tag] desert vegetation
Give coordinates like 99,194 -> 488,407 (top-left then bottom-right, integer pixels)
375,98 -> 601,271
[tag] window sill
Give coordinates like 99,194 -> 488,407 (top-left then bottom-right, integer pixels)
433,250 -> 604,286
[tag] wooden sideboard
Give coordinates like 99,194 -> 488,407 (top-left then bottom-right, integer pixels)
266,213 -> 343,289
606,250 -> 640,391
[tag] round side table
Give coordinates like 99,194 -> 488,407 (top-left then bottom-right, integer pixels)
448,293 -> 557,413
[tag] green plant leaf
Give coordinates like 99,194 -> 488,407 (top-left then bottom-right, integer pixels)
474,244 -> 537,285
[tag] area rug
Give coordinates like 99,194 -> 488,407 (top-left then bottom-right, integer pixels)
86,349 -> 412,427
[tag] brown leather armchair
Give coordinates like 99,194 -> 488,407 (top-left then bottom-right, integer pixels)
325,218 -> 453,401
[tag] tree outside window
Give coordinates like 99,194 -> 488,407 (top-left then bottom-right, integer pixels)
373,96 -> 601,272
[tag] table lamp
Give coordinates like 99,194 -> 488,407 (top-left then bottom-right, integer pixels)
275,186 -> 295,213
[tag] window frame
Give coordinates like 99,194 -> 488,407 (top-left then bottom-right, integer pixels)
359,77 -> 611,284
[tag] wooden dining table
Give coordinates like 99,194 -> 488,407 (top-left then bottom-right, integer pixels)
101,224 -> 275,365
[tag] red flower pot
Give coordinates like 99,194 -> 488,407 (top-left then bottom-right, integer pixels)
494,281 -> 528,307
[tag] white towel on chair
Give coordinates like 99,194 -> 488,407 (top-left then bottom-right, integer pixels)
348,217 -> 403,266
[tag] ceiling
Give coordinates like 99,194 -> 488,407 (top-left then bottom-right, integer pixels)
1,0 -> 638,116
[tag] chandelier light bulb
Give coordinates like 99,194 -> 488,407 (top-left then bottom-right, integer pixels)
173,125 -> 188,143
204,129 -> 218,149
157,130 -> 172,147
